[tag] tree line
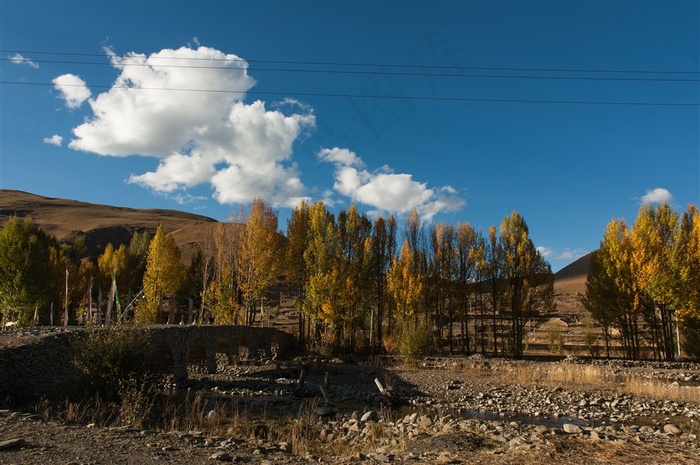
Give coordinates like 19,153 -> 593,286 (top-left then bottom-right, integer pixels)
584,203 -> 700,360
0,200 -> 554,358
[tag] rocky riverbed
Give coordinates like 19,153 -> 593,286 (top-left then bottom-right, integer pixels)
2,355 -> 700,464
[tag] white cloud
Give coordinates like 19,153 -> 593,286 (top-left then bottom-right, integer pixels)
537,246 -> 553,258
319,147 -> 465,220
53,74 -> 91,109
556,248 -> 587,261
9,53 -> 39,68
318,147 -> 364,167
60,45 -> 316,207
640,187 -> 673,205
43,135 -> 63,147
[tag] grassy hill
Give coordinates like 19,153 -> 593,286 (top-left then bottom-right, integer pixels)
0,189 -> 220,265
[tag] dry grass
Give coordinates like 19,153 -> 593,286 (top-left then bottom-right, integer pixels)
500,362 -> 700,403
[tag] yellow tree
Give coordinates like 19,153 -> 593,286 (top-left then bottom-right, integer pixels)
631,203 -> 679,360
97,243 -> 130,323
498,211 -> 554,358
238,198 -> 281,326
671,205 -> 700,357
428,222 -> 456,354
207,222 -> 242,324
599,218 -> 646,359
366,214 -> 397,353
387,239 -> 424,326
303,201 -> 343,350
455,222 -> 483,354
138,226 -> 185,324
285,200 -> 311,345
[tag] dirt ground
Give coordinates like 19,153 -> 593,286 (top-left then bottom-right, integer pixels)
2,358 -> 700,465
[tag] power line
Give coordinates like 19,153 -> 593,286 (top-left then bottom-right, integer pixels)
3,48 -> 698,75
2,80 -> 698,107
2,56 -> 699,83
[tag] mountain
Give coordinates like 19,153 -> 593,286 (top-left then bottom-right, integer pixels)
0,190 -> 219,264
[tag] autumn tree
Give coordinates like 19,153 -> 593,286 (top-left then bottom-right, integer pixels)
138,226 -> 185,324
285,200 -> 311,345
582,249 -> 619,358
303,201 -> 343,351
366,214 -> 397,353
498,211 -> 554,358
387,239 -> 424,326
484,225 -> 505,355
455,223 -> 483,354
671,205 -> 700,358
0,216 -> 54,326
631,203 -> 679,360
206,221 -> 242,324
238,198 -> 282,326
428,222 -> 456,354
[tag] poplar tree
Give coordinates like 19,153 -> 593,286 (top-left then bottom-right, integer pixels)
286,200 -> 311,345
366,215 -> 397,353
138,226 -> 185,324
498,211 -> 554,358
238,198 -> 281,326
303,201 -> 342,350
631,203 -> 678,360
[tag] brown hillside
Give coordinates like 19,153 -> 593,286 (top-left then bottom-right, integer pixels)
0,190 -> 220,264
552,252 -> 591,317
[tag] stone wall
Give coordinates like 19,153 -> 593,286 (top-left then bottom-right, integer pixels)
0,330 -> 83,404
0,325 -> 297,405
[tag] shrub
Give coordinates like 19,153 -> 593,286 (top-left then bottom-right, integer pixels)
399,321 -> 432,366
73,326 -> 160,401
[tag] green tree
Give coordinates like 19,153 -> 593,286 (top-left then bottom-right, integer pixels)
138,226 -> 185,324
0,216 -> 54,326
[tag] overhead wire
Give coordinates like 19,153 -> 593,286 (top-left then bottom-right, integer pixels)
2,48 -> 699,107
2,80 -> 697,107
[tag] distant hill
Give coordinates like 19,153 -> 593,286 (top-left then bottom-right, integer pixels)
0,190 -> 220,264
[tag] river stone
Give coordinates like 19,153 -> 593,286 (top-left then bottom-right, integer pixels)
534,425 -> 549,435
664,424 -> 682,435
210,451 -> 232,461
563,423 -> 583,434
361,410 -> 378,422
418,416 -> 433,428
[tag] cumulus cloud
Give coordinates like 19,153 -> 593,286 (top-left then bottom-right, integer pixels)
318,147 -> 465,220
640,187 -> 673,205
536,246 -> 553,258
59,45 -> 316,207
53,74 -> 91,108
43,135 -> 63,147
9,53 -> 39,68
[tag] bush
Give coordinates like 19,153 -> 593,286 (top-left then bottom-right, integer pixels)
399,321 -> 432,366
73,326 -> 160,401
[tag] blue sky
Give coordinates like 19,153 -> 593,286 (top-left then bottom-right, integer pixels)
1,1 -> 698,272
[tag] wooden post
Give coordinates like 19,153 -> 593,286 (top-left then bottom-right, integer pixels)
323,372 -> 331,391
